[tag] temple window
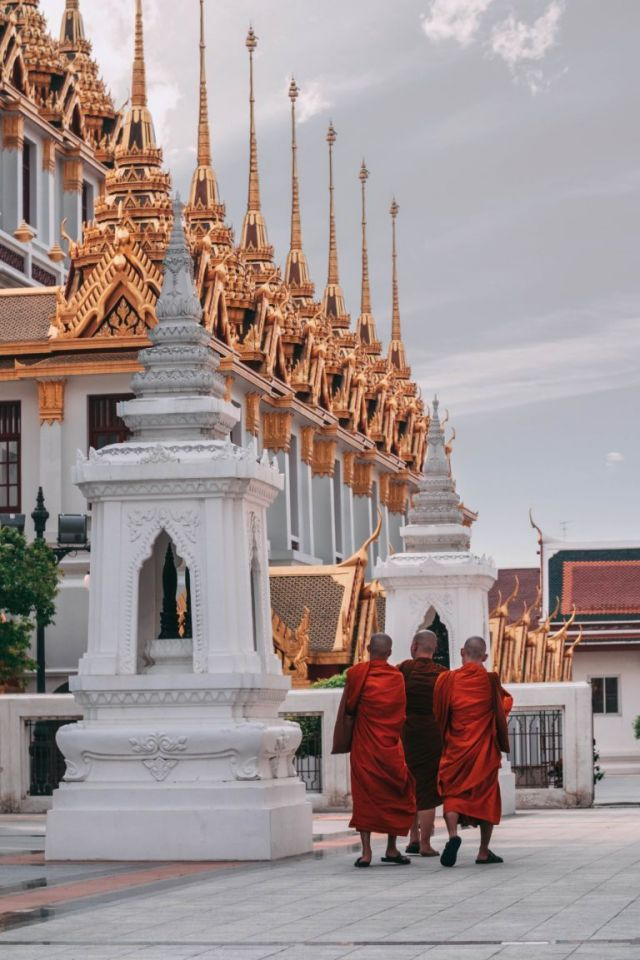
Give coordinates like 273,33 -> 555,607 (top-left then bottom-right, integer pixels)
333,458 -> 343,561
289,434 -> 300,550
0,401 -> 21,512
591,676 -> 619,715
82,181 -> 94,225
22,140 -> 34,226
88,394 -> 133,451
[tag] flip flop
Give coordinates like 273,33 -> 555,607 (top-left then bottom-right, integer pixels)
405,841 -> 420,855
440,836 -> 462,867
420,850 -> 440,857
354,857 -> 371,868
476,851 -> 503,864
381,854 -> 411,865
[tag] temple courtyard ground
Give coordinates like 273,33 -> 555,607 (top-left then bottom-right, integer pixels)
0,806 -> 639,960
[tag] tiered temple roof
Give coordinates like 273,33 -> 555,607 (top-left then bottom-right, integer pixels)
1,0 -> 434,487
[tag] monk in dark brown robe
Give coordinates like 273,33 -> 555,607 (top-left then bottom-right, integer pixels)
398,630 -> 447,857
344,633 -> 416,867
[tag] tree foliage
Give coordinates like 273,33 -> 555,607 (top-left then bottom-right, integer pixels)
0,528 -> 60,687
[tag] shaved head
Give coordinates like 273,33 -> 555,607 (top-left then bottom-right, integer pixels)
412,630 -> 438,658
463,636 -> 487,661
369,633 -> 392,660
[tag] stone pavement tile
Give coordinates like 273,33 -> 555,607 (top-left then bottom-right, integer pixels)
332,947 -> 427,960
273,947 -> 358,960
572,946 -> 640,960
411,947 -> 503,960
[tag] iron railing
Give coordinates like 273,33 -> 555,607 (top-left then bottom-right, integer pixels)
26,718 -> 76,796
507,709 -> 563,788
284,713 -> 322,793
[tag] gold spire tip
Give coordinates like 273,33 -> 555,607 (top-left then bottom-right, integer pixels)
246,25 -> 257,52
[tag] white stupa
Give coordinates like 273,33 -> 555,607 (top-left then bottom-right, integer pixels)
45,202 -> 313,861
376,397 -> 496,666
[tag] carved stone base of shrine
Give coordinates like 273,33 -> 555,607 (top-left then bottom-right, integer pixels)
45,673 -> 313,861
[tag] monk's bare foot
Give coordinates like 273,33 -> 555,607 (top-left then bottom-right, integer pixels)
419,845 -> 440,857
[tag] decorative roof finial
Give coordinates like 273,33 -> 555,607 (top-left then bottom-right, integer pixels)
387,198 -> 410,377
284,77 -> 314,302
240,26 -> 273,266
186,0 -> 224,226
60,0 -> 84,47
132,0 -> 147,109
321,122 -> 350,331
197,0 -> 211,169
356,160 -> 380,354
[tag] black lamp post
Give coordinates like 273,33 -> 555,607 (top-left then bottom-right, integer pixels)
31,487 -> 49,693
28,488 -> 90,694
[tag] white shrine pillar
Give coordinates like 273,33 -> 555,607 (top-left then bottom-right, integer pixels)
376,398 -> 496,667
45,204 -> 313,861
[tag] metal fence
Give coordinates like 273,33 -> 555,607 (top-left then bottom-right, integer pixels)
507,709 -> 563,788
26,718 -> 75,796
284,713 -> 322,793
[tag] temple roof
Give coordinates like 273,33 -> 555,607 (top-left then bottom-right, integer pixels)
0,289 -> 57,342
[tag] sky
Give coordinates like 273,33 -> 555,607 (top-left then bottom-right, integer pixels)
40,0 -> 640,566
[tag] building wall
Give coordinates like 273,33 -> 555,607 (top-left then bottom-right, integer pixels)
572,649 -> 640,769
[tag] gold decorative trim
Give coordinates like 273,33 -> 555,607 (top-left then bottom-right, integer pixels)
43,140 -> 56,174
245,392 -> 261,436
311,437 -> 337,478
223,375 -> 234,403
263,411 -> 293,453
352,460 -> 374,498
63,157 -> 83,194
37,379 -> 66,425
2,113 -> 24,152
300,426 -> 315,465
388,479 -> 409,515
343,451 -> 355,487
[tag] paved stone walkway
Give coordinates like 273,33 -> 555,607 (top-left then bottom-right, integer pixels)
0,808 -> 639,959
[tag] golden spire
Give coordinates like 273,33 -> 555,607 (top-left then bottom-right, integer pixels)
197,0 -> 211,169
185,0 -> 224,228
321,122 -> 349,330
284,78 -> 314,302
387,198 -> 410,378
356,160 -> 380,354
240,26 -> 273,265
60,0 -> 84,48
132,0 -> 147,109
118,0 -> 159,156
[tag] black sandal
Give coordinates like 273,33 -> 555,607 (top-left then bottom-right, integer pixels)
440,836 -> 462,867
405,841 -> 420,855
354,856 -> 371,868
381,854 -> 411,865
476,851 -> 503,864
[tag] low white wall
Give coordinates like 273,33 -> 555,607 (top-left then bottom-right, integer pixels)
506,682 -> 593,808
0,695 -> 82,813
283,688 -> 517,815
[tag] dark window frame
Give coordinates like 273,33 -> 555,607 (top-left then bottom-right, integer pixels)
591,676 -> 619,715
0,401 -> 21,513
22,139 -> 33,226
88,394 -> 133,452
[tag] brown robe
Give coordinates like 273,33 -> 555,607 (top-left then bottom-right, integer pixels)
398,658 -> 448,810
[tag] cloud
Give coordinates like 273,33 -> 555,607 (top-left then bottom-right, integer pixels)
412,313 -> 640,416
420,0 -> 497,47
489,1 -> 565,92
296,80 -> 332,123
605,452 -> 625,466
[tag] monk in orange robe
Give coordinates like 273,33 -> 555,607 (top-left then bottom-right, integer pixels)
346,633 -> 416,867
433,635 -> 513,867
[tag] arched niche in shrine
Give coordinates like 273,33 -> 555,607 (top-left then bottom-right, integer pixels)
419,605 -> 451,670
136,530 -> 194,674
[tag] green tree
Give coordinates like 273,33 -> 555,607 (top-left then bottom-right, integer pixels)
0,527 -> 60,688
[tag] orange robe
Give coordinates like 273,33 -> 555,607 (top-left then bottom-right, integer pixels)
433,662 -> 513,826
347,660 -> 416,835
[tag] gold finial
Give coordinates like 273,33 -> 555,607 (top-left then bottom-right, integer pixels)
326,122 -> 339,286
390,198 -> 401,343
132,0 -> 147,109
359,160 -> 371,316
197,0 -> 212,168
289,77 -> 302,251
246,25 -> 261,212
60,0 -> 84,48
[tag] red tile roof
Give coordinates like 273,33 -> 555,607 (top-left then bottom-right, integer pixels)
561,561 -> 640,615
489,567 -> 540,626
